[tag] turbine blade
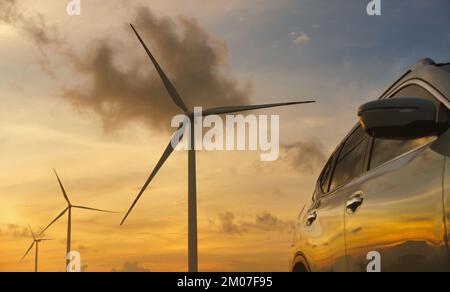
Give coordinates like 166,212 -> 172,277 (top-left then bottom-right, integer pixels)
28,225 -> 35,241
130,23 -> 189,113
39,208 -> 69,236
121,135 -> 182,225
53,169 -> 71,205
20,242 -> 35,262
72,206 -> 116,213
203,100 -> 315,116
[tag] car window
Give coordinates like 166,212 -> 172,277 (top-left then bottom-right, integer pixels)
369,85 -> 439,170
330,127 -> 369,191
370,138 -> 435,169
319,152 -> 336,193
393,84 -> 438,105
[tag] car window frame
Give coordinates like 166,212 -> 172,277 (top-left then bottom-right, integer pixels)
316,125 -> 370,199
328,126 -> 370,193
318,145 -> 341,194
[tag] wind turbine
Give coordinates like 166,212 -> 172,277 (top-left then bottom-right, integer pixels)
21,225 -> 52,272
39,170 -> 115,270
121,23 -> 315,272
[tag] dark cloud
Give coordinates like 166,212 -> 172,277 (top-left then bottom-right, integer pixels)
0,0 -> 59,47
282,138 -> 327,172
1,3 -> 252,133
216,212 -> 294,235
0,0 -> 66,75
63,6 -> 252,133
112,261 -> 151,272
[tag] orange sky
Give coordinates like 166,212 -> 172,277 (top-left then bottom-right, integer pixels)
0,0 -> 383,272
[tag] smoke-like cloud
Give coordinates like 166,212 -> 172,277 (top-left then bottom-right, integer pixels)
1,3 -> 252,133
63,6 -> 252,132
0,0 -> 57,46
282,138 -> 327,172
0,0 -> 65,75
216,212 -> 294,235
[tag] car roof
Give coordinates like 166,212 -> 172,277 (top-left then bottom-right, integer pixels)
380,58 -> 450,105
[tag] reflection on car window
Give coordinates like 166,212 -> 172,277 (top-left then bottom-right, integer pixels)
369,137 -> 435,169
369,85 -> 439,170
320,151 -> 338,193
320,160 -> 332,192
394,84 -> 438,106
330,127 -> 369,191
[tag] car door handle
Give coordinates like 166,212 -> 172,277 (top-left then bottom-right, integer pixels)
305,211 -> 317,226
346,193 -> 364,214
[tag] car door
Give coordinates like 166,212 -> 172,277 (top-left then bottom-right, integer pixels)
435,128 -> 450,261
344,84 -> 450,272
301,126 -> 370,272
446,146 -> 450,259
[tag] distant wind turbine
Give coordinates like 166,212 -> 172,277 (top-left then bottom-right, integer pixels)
21,225 -> 52,272
39,170 -> 115,270
121,23 -> 315,272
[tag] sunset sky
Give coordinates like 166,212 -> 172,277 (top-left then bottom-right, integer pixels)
0,0 -> 449,271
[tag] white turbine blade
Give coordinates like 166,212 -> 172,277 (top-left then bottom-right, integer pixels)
20,242 -> 35,262
72,206 -> 116,213
39,207 -> 69,236
121,136 -> 182,226
130,23 -> 189,113
53,169 -> 71,205
203,100 -> 315,116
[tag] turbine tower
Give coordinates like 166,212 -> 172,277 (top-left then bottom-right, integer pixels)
40,170 -> 115,270
21,225 -> 52,272
121,24 -> 315,272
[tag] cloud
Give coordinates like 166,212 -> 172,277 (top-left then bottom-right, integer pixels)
0,0 -> 56,46
0,224 -> 30,238
112,261 -> 151,272
290,31 -> 310,45
215,212 -> 294,235
1,4 -> 252,133
0,0 -> 66,75
63,6 -> 252,133
282,138 -> 327,172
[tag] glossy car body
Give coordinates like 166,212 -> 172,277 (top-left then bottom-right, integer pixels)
291,59 -> 450,272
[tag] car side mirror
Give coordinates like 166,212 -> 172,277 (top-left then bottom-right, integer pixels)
358,97 -> 439,140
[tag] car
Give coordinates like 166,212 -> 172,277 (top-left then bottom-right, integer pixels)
290,58 -> 450,272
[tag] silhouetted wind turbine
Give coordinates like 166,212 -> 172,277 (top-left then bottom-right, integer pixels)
39,170 -> 115,270
21,225 -> 52,272
121,23 -> 315,272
